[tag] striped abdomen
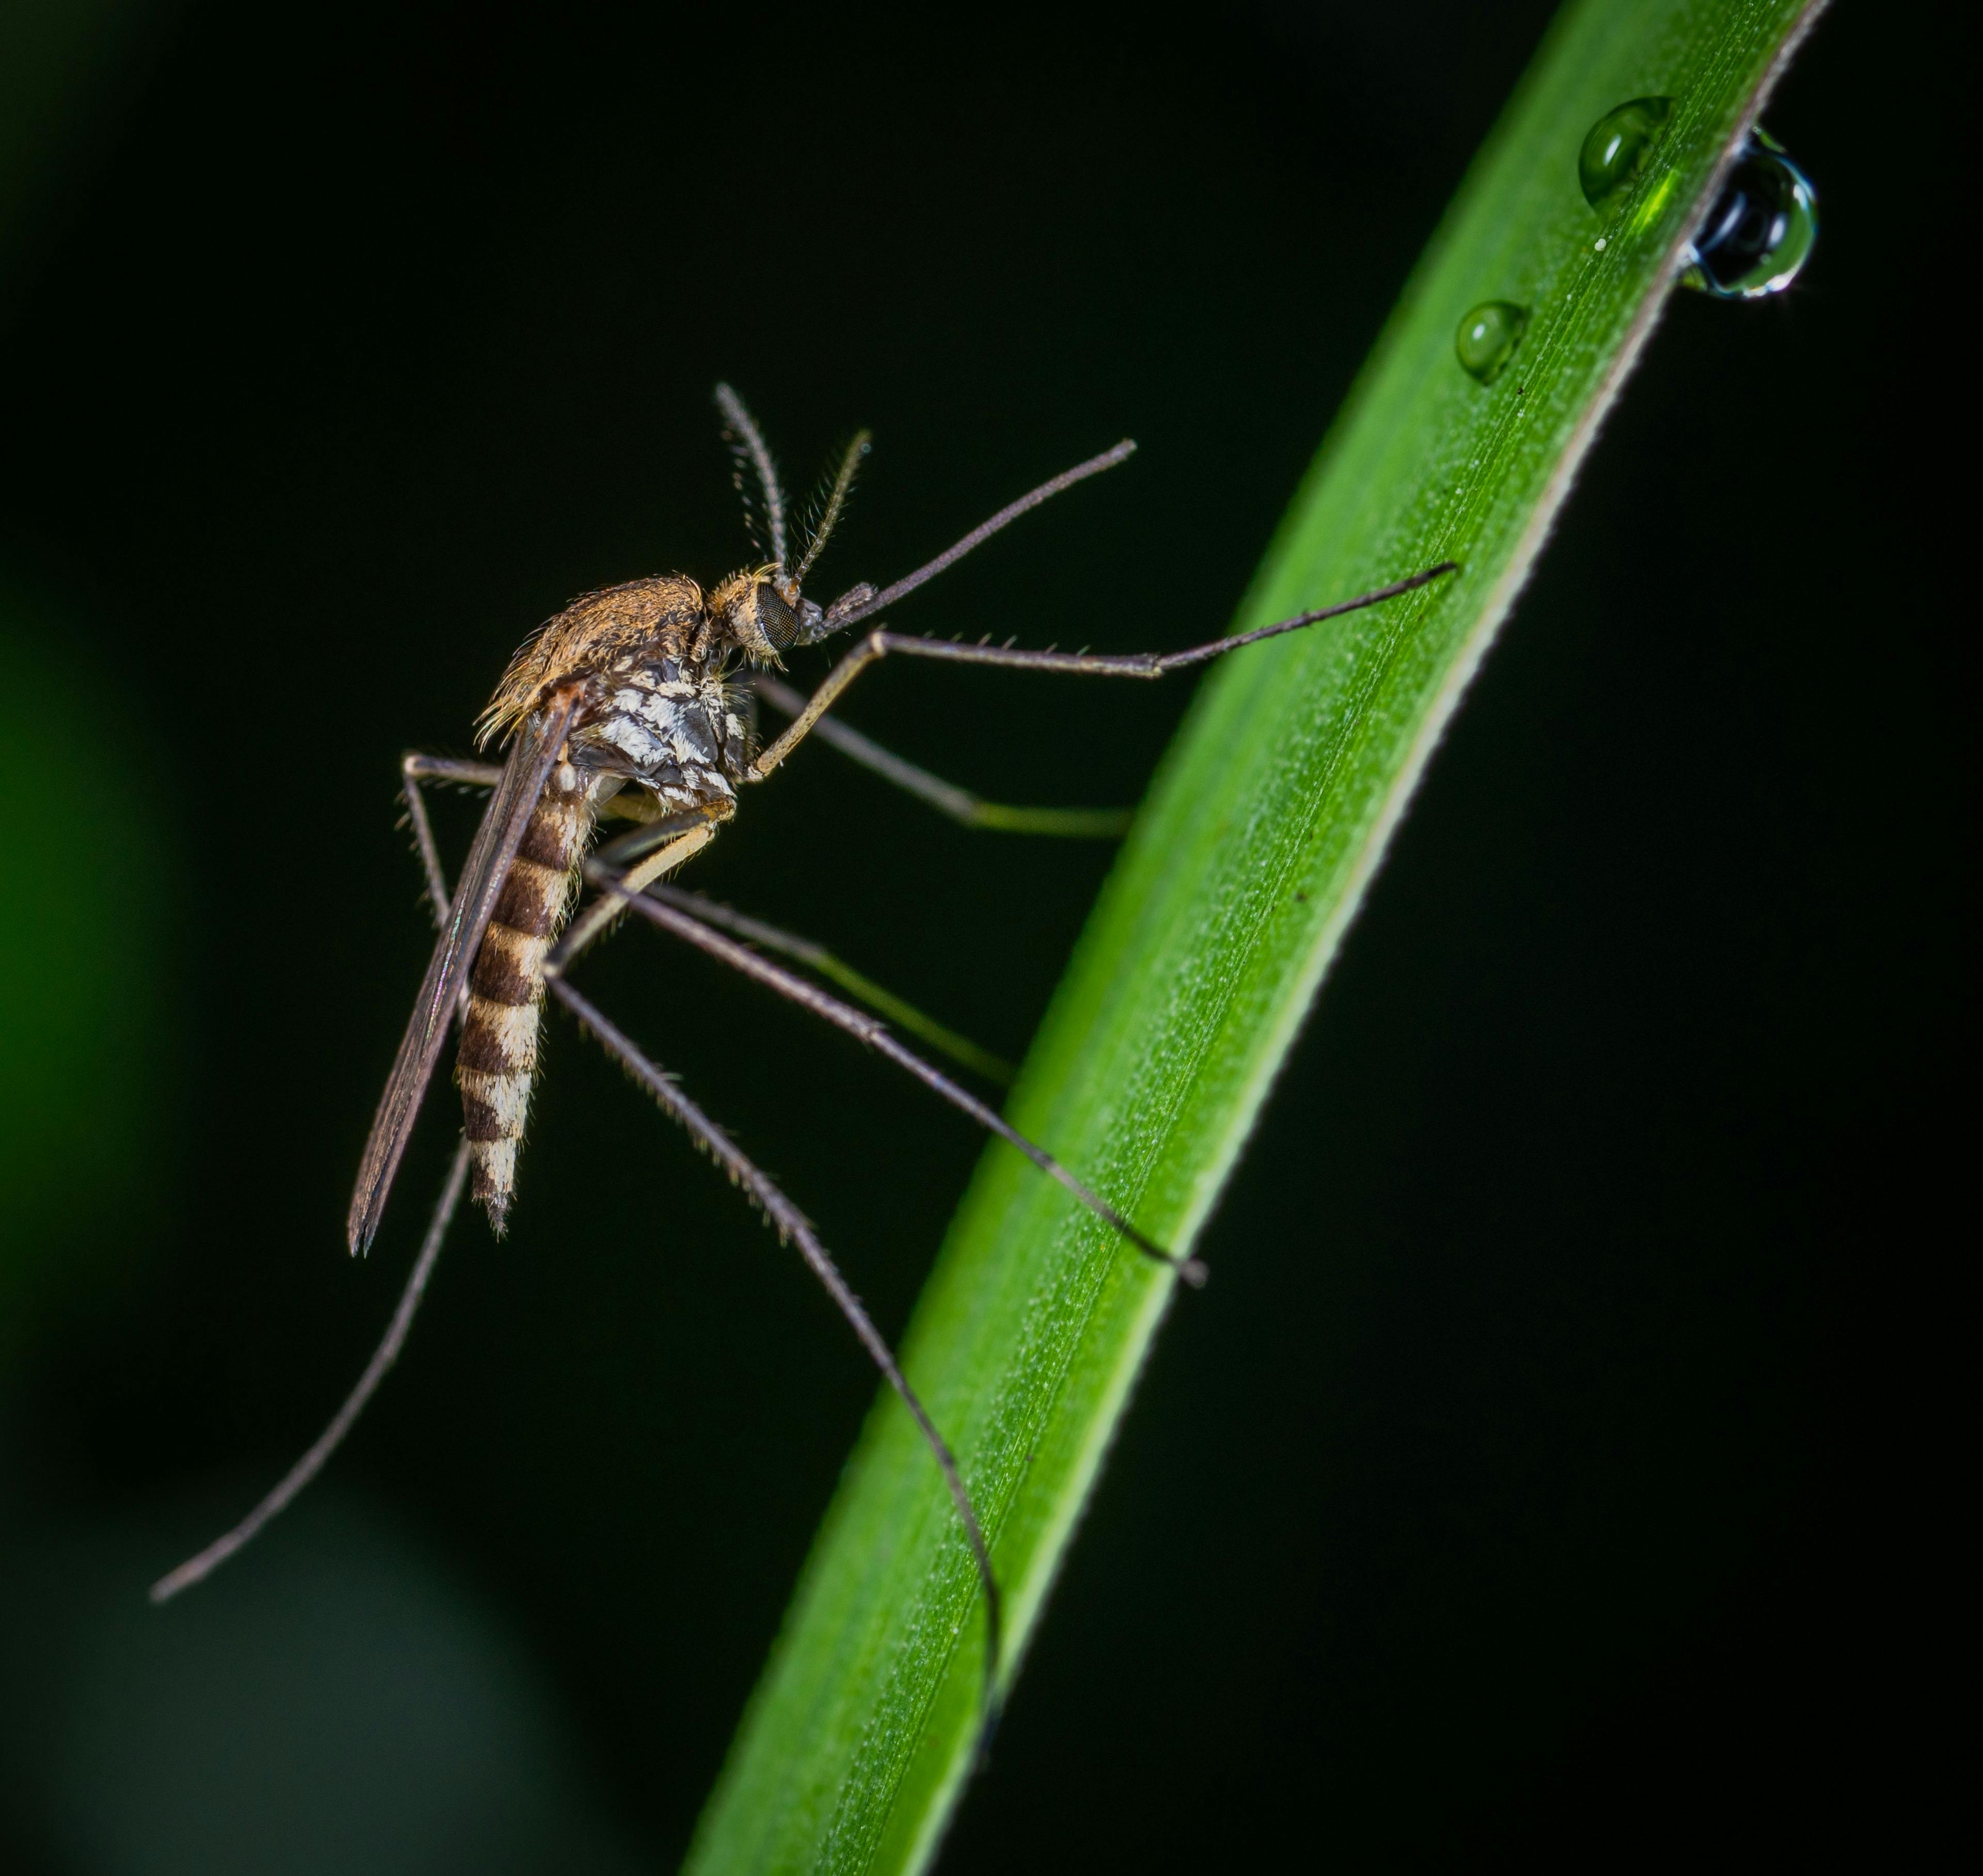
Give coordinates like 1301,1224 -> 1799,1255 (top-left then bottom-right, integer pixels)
456,761 -> 592,1233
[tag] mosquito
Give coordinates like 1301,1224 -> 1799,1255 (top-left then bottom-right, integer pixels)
150,385 -> 1454,1723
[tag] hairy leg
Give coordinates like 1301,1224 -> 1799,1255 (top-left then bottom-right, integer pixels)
749,674 -> 1131,837
636,881 -> 1017,1085
549,973 -> 1004,1726
578,862 -> 1207,1286
152,1141 -> 472,1601
752,563 -> 1456,782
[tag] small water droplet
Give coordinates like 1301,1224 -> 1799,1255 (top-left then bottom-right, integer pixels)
1594,237 -> 1608,251
1682,129 -> 1818,299
1579,96 -> 1674,208
1454,301 -> 1529,384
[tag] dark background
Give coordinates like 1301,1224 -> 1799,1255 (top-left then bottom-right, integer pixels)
0,2 -> 1958,1870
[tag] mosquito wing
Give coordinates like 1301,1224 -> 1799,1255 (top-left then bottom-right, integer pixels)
347,686 -> 584,1254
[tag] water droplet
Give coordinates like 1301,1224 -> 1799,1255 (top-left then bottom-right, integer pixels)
1454,301 -> 1529,384
1682,129 -> 1818,299
1579,96 -> 1674,208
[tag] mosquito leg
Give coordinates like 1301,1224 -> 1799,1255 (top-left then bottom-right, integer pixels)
150,1139 -> 473,1602
593,806 -> 733,871
641,881 -> 1016,1085
554,814 -> 725,972
402,751 -> 509,913
581,864 -> 1207,1286
748,674 -> 1131,838
749,630 -> 890,781
149,760 -> 487,1601
548,974 -> 1004,1723
751,561 -> 1458,783
404,753 -> 505,787
398,753 -> 481,919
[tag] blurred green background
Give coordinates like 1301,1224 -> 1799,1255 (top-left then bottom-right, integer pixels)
0,1 -> 1955,1868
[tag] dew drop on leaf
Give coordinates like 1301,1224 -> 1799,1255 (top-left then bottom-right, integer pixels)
1454,301 -> 1529,384
1682,129 -> 1818,298
1578,96 -> 1674,207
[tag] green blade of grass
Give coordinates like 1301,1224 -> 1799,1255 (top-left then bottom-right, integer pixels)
688,2 -> 1827,1867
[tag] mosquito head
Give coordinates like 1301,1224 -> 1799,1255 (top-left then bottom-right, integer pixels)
709,565 -> 825,665
711,388 -> 865,661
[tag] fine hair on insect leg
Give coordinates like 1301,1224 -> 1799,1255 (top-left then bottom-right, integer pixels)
747,673 -> 1134,839
638,881 -> 1019,1085
560,862 -> 1209,1286
544,973 -> 1007,1731
401,752 -> 503,922
752,557 -> 1458,787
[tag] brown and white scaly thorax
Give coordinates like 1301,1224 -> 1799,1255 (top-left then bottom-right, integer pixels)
573,649 -> 754,815
479,575 -> 759,795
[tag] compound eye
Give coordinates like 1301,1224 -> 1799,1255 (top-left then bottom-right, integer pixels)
754,582 -> 799,651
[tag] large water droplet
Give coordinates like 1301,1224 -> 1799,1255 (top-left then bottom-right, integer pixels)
1455,302 -> 1529,384
1579,97 -> 1674,208
1682,129 -> 1818,299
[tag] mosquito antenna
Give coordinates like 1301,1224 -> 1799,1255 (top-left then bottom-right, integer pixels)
150,1140 -> 473,1603
715,382 -> 789,569
793,429 -> 872,588
826,439 -> 1135,630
